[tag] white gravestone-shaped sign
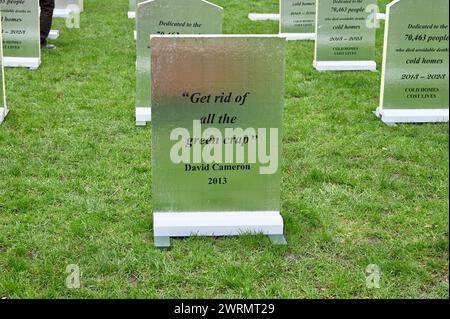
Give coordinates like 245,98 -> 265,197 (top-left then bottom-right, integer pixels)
313,0 -> 377,71
135,0 -> 223,126
151,35 -> 287,248
376,0 -> 449,124
0,13 -> 8,125
279,0 -> 317,40
1,0 -> 41,69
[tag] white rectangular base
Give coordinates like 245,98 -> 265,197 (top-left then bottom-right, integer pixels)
136,107 -> 152,126
0,107 -> 9,125
3,57 -> 41,69
128,11 -> 136,19
48,30 -> 60,40
154,211 -> 284,237
248,13 -> 279,21
376,107 -> 449,124
134,30 -> 137,41
280,33 -> 316,41
53,8 -> 72,19
313,60 -> 377,71
376,13 -> 386,21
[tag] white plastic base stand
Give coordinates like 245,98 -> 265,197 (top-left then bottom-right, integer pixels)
128,11 -> 136,19
3,57 -> 41,70
0,107 -> 9,125
376,13 -> 386,20
53,8 -> 73,19
375,107 -> 449,124
49,30 -> 60,40
136,107 -> 152,126
153,211 -> 287,249
248,13 -> 280,21
313,60 -> 377,71
279,33 -> 315,41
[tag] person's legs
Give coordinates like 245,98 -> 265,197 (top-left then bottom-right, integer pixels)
39,0 -> 55,46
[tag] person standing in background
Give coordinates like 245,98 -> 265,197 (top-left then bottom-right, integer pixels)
40,0 -> 56,49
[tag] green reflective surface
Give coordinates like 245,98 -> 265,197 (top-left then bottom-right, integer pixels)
0,0 -> 40,59
381,0 -> 449,110
151,36 -> 285,213
315,0 -> 376,62
280,0 -> 316,34
136,0 -> 223,109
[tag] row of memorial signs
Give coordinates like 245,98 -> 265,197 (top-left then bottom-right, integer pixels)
1,1 -> 449,247
278,0 -> 448,122
130,0 -> 448,248
280,0 -> 378,70
133,0 -> 448,125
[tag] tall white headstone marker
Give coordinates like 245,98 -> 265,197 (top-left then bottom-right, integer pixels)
376,0 -> 449,124
151,35 -> 287,248
313,0 -> 377,71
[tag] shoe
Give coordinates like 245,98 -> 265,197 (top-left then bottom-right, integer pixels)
41,44 -> 56,49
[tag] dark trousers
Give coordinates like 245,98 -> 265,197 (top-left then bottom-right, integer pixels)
39,0 -> 55,45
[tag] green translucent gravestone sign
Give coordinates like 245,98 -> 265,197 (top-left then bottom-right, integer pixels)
135,0 -> 223,126
314,0 -> 377,71
0,14 -> 8,125
377,0 -> 449,124
151,35 -> 286,248
279,0 -> 316,40
0,0 -> 40,69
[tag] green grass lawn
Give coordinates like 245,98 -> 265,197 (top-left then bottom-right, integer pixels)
0,0 -> 448,299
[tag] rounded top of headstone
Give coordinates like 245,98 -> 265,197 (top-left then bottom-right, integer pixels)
138,0 -> 223,12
